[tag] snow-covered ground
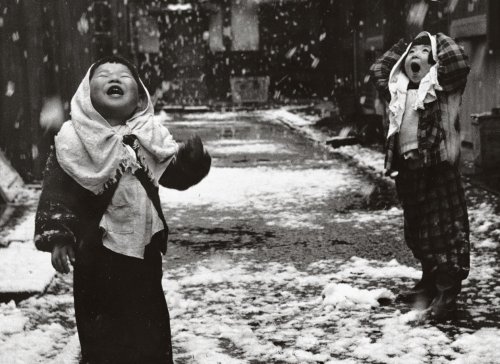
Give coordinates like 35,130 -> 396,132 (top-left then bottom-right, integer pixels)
161,168 -> 500,363
0,210 -> 55,295
162,111 -> 500,363
165,253 -> 500,364
1,110 -> 499,363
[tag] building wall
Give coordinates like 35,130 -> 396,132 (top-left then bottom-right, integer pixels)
0,0 -> 93,181
449,0 -> 497,144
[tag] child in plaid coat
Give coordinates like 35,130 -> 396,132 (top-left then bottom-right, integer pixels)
370,32 -> 470,320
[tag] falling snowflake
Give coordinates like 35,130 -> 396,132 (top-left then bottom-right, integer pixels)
5,81 -> 15,97
311,55 -> 320,69
285,47 -> 297,59
77,13 -> 89,34
39,96 -> 65,131
32,145 -> 38,159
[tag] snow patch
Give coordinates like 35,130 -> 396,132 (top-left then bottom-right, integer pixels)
161,166 -> 370,211
163,253 -> 496,363
321,283 -> 394,309
451,328 -> 500,364
2,212 -> 35,243
0,242 -> 54,293
336,144 -> 386,174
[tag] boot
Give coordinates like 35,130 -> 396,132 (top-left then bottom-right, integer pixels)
428,267 -> 462,321
396,264 -> 436,306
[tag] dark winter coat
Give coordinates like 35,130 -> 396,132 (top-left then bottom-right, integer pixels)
34,141 -> 211,254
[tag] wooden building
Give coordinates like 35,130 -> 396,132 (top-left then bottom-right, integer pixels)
0,0 -> 93,181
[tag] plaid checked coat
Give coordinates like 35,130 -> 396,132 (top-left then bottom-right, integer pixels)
370,34 -> 471,279
369,33 -> 470,174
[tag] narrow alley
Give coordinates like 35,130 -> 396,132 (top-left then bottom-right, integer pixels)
1,111 -> 499,363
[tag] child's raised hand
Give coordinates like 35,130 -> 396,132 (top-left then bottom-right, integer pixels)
51,242 -> 76,274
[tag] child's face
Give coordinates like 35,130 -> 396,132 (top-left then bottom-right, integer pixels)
90,62 -> 140,123
404,44 -> 432,84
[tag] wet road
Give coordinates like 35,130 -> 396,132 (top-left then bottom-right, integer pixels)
163,112 -> 407,270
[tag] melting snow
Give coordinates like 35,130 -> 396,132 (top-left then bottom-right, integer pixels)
164,253 -> 500,363
161,166 -> 370,211
2,212 -> 36,243
0,242 -> 54,293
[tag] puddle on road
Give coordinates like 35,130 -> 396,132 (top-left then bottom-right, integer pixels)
206,139 -> 296,156
166,114 -> 316,165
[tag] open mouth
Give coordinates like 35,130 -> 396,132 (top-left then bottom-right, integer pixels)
410,62 -> 420,73
107,85 -> 124,96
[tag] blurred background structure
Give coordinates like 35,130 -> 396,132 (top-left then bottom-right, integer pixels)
0,0 -> 499,184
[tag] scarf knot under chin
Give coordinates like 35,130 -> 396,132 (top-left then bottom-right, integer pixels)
54,67 -> 178,195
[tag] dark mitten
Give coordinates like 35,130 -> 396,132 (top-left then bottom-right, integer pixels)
160,135 -> 211,190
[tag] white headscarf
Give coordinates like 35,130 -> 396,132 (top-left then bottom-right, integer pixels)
387,31 -> 442,139
54,65 -> 178,194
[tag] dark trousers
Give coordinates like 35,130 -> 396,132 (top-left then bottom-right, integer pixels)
395,161 -> 470,280
73,239 -> 173,364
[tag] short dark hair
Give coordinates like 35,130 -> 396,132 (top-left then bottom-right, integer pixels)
408,35 -> 436,65
89,55 -> 146,96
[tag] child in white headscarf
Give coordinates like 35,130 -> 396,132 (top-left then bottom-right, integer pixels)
35,55 -> 210,363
